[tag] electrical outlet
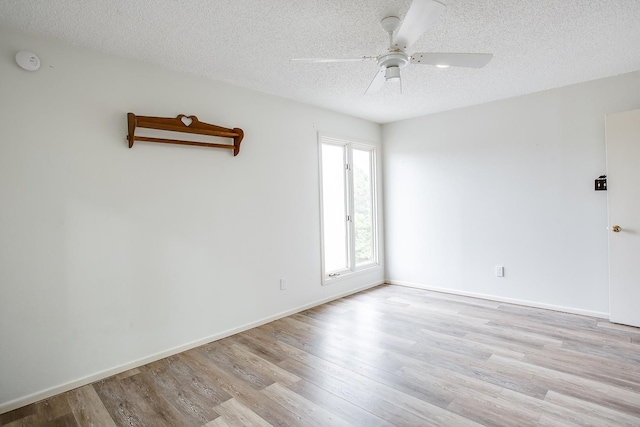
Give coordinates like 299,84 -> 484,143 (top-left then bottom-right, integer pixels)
280,278 -> 287,290
495,266 -> 504,277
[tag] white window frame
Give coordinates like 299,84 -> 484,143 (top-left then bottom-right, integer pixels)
318,133 -> 380,284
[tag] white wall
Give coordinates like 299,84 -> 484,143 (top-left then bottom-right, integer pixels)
0,26 -> 383,411
383,71 -> 640,317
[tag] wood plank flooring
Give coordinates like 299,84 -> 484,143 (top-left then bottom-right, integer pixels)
2,284 -> 640,426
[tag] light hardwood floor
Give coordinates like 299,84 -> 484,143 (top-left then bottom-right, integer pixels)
2,284 -> 640,426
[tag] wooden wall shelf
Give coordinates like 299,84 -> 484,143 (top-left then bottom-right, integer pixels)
127,113 -> 244,156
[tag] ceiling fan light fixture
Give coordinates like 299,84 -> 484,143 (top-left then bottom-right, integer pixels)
385,66 -> 401,82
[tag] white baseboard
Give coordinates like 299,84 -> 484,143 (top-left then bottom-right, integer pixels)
386,280 -> 609,319
0,281 -> 384,415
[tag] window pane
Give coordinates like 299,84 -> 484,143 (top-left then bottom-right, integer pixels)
321,144 -> 348,273
353,148 -> 374,266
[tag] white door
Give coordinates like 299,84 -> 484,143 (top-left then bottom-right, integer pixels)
606,108 -> 640,327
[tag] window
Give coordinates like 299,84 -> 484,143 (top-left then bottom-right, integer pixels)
319,134 -> 379,283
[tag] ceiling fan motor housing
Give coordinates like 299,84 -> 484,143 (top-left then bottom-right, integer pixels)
378,51 -> 409,81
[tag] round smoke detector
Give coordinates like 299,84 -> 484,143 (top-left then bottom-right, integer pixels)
15,51 -> 41,71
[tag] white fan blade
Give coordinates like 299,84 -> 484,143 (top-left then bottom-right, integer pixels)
365,68 -> 386,94
411,52 -> 493,68
292,56 -> 377,63
393,0 -> 446,50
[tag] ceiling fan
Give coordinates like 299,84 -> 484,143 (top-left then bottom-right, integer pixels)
292,0 -> 493,94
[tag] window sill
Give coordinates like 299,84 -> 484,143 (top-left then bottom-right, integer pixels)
322,264 -> 382,286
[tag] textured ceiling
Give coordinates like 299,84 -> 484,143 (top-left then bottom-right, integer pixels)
2,0 -> 640,123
